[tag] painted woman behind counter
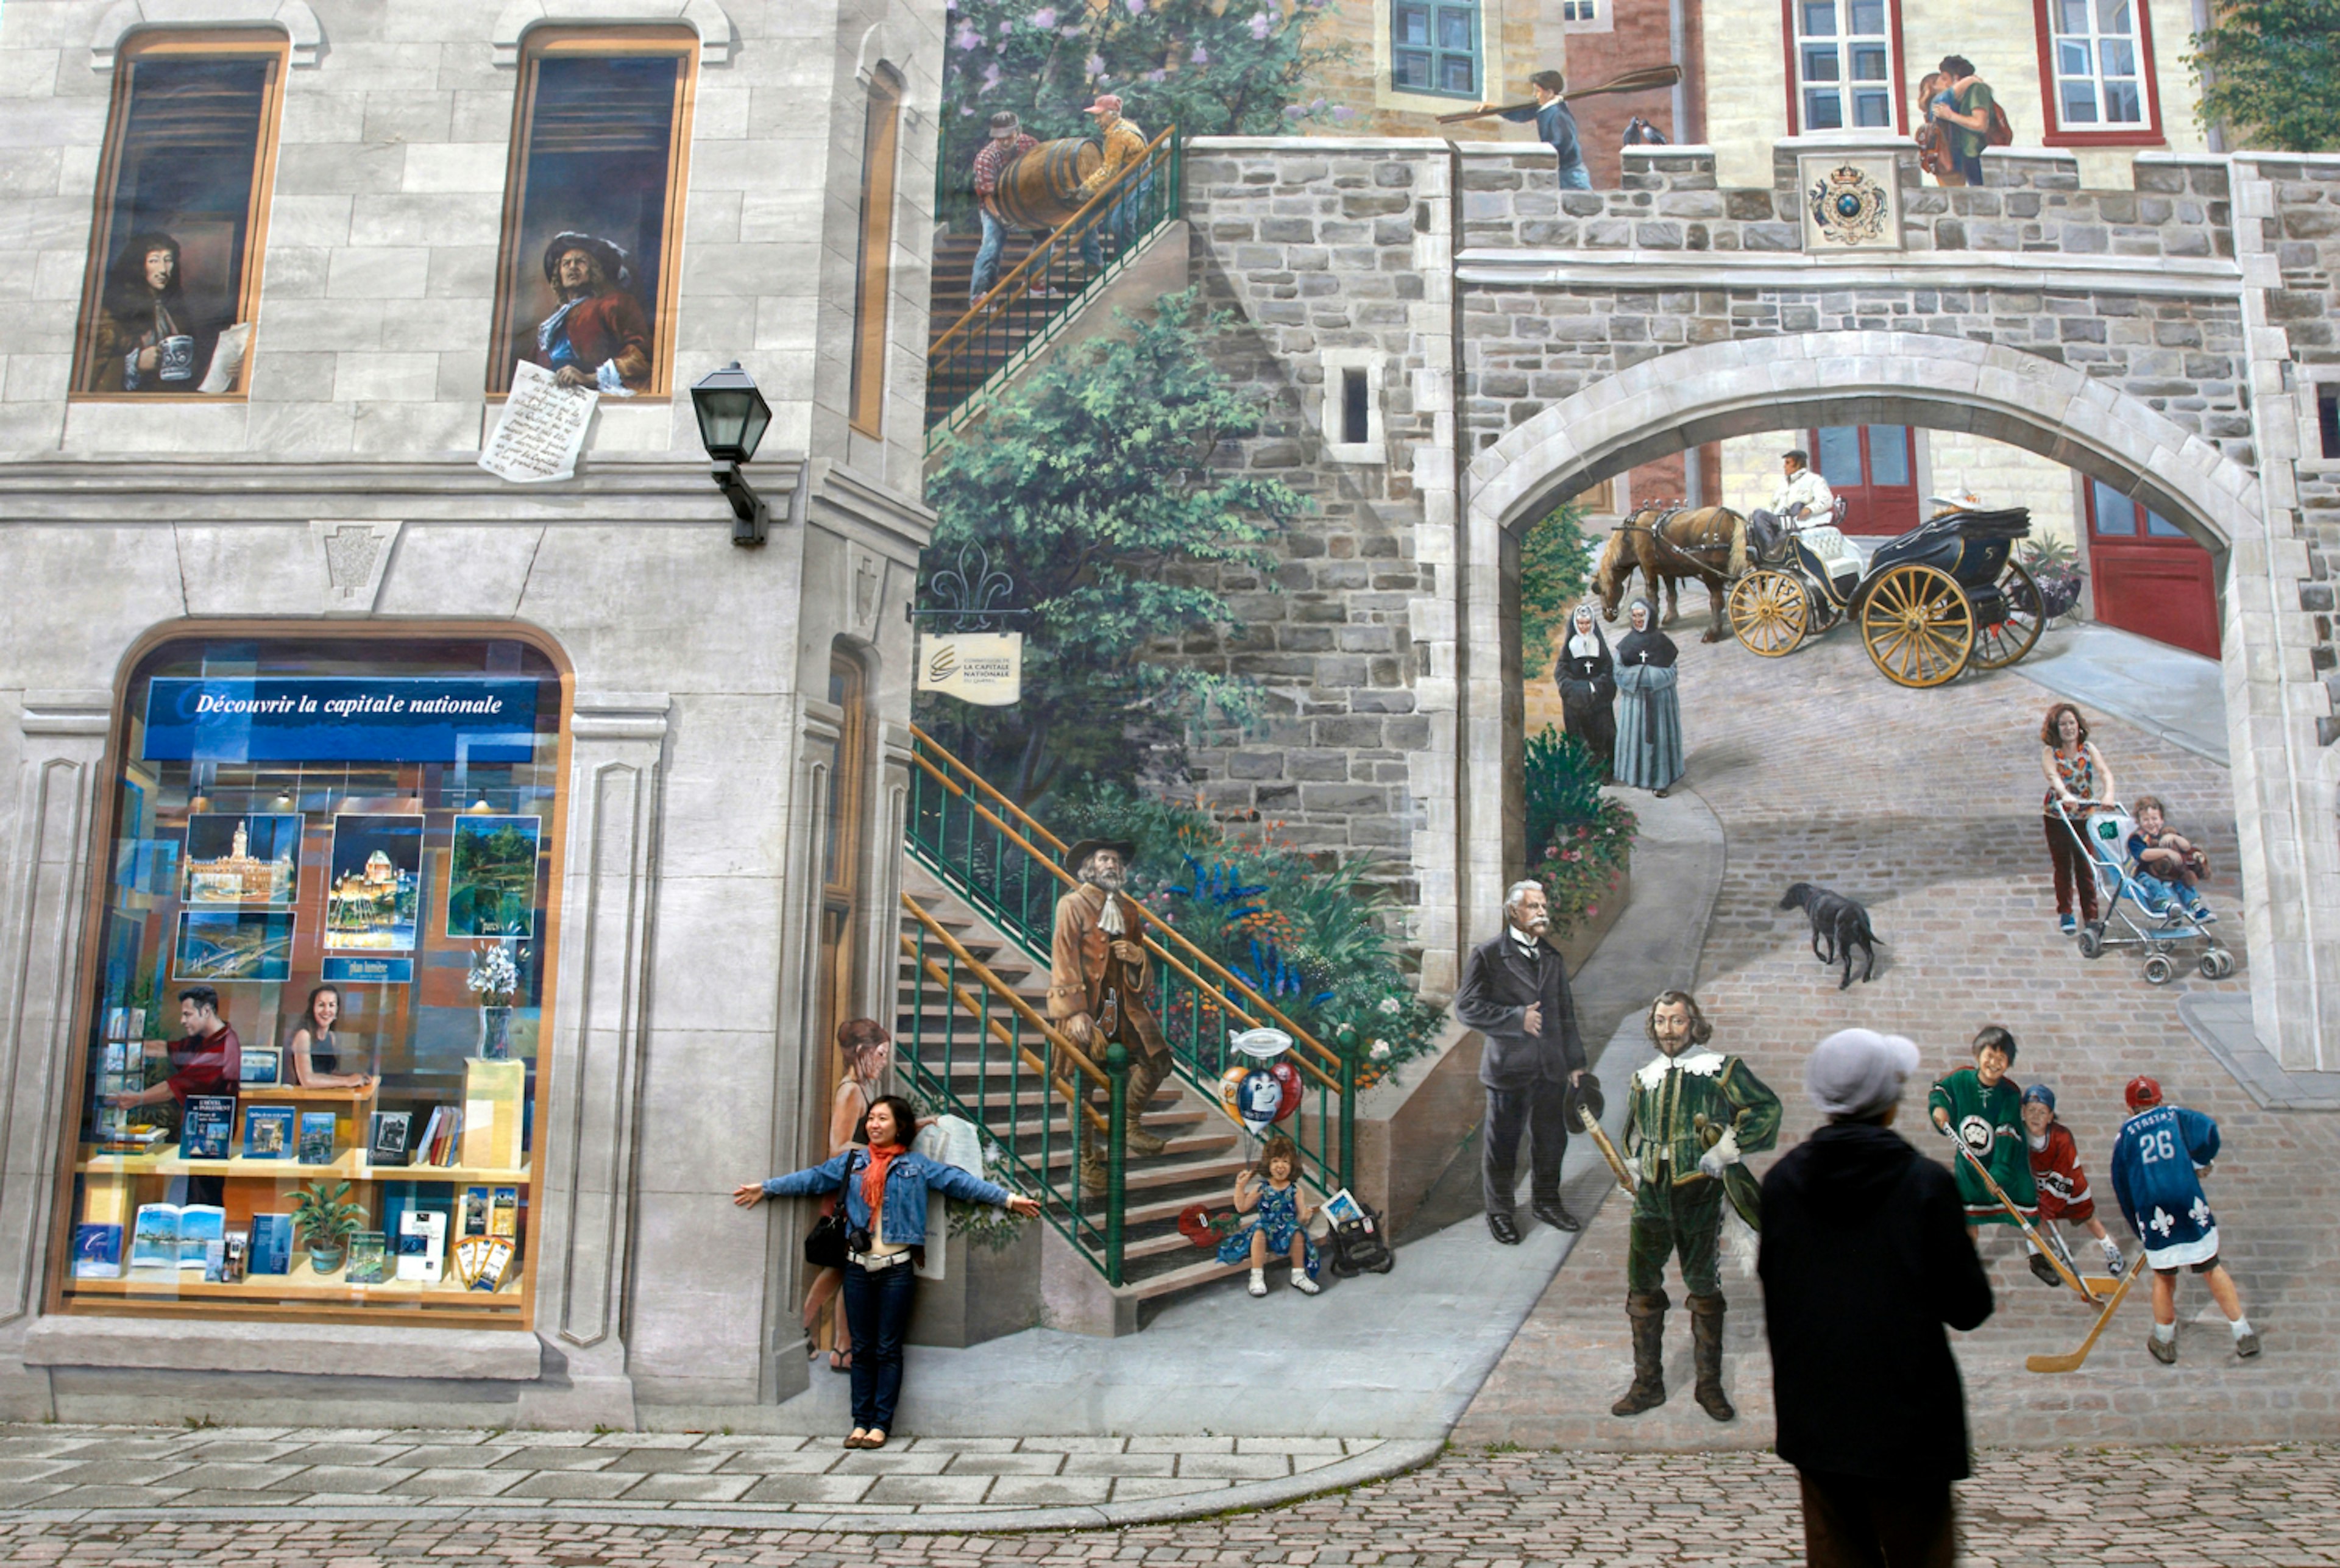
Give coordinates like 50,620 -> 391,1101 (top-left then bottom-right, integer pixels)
286,985 -> 376,1090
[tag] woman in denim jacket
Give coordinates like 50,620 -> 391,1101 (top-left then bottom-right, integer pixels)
737,1094 -> 1038,1450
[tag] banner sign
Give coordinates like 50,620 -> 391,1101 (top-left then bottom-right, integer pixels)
916,633 -> 1023,707
322,956 -> 414,986
142,678 -> 541,764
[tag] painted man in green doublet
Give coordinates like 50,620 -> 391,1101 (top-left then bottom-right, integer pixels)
1927,1023 -> 2037,1229
1613,992 -> 1782,1424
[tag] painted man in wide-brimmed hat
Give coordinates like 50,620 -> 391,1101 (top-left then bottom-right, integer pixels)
1046,837 -> 1171,1194
530,230 -> 651,394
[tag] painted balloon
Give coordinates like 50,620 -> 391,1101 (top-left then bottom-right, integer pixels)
1269,1060 -> 1302,1121
1238,1068 -> 1284,1137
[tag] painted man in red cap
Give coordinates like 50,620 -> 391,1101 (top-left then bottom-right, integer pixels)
530,232 -> 651,394
2109,1075 -> 2258,1363
1075,93 -> 1149,272
1046,838 -> 1171,1194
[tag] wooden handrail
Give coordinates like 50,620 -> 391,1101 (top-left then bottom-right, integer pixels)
900,892 -> 1110,1096
930,124 -> 1180,372
899,936 -> 1111,1137
908,728 -> 1345,1079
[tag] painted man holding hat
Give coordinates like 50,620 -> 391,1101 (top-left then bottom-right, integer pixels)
1758,1027 -> 1992,1567
530,232 -> 651,394
1046,837 -> 1172,1194
1455,879 -> 1598,1246
1612,990 -> 1780,1424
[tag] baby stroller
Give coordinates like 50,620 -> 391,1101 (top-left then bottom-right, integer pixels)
2054,797 -> 2236,984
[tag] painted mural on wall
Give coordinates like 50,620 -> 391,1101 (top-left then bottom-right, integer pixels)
73,43 -> 283,397
488,38 -> 693,397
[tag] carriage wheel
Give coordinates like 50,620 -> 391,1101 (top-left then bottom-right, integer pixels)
1970,560 -> 2046,672
1728,570 -> 1809,658
1859,562 -> 1974,689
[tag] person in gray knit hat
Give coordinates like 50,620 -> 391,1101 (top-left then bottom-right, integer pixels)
1759,1029 -> 1993,1568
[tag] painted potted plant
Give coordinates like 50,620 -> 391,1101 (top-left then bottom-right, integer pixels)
466,942 -> 522,1059
291,1179 -> 364,1274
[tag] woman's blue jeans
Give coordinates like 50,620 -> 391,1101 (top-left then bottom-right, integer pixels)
842,1259 -> 917,1431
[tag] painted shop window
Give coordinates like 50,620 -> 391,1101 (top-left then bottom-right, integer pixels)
849,69 -> 904,439
2032,0 -> 2163,144
48,633 -> 571,1326
488,28 -> 697,398
1391,0 -> 1479,98
71,32 -> 288,399
1786,0 -> 1901,131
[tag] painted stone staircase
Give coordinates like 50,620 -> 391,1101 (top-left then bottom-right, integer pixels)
896,858 -> 1258,1310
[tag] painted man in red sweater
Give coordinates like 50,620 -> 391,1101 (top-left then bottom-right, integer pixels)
107,985 -> 241,1205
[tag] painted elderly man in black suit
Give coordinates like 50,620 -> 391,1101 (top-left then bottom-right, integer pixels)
1455,878 -> 1590,1244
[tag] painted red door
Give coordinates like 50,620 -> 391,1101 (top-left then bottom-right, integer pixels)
2085,480 -> 2220,658
1810,425 -> 1920,533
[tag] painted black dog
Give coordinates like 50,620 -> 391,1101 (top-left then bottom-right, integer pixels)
1779,882 -> 1882,990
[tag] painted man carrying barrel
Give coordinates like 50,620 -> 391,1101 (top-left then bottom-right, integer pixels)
1076,93 -> 1150,272
969,111 -> 1039,305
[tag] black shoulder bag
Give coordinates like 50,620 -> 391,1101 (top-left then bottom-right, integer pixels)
802,1150 -> 856,1269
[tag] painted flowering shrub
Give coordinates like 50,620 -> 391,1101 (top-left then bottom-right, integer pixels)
1523,726 -> 1636,942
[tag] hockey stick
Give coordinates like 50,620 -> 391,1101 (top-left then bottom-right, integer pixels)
2024,1254 -> 2142,1374
1932,1119 -> 2096,1307
2035,1219 -> 2119,1299
1435,65 -> 1684,123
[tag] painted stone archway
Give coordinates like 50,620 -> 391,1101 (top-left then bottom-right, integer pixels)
1422,331 -> 2335,1067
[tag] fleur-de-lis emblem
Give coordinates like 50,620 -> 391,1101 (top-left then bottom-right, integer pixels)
2150,1207 -> 2175,1240
2189,1196 -> 2212,1229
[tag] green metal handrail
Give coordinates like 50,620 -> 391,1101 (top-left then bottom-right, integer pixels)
925,125 -> 1185,446
896,893 -> 1128,1285
903,726 -> 1355,1197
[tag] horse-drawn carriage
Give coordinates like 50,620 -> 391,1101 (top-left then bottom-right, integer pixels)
1725,503 -> 2046,688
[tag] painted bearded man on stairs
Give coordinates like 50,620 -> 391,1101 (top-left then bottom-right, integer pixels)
1614,991 -> 1782,1423
1047,839 -> 1172,1196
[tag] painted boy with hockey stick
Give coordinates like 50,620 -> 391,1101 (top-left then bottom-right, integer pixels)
1929,1025 -> 2060,1282
2108,1076 -> 2258,1363
2022,1084 -> 2126,1283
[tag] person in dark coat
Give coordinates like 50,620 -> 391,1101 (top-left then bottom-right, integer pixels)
1614,598 -> 1684,796
1555,601 -> 1617,779
1760,1028 -> 1994,1568
1453,878 -> 1590,1244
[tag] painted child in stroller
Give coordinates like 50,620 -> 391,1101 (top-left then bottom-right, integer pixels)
2052,795 -> 2236,984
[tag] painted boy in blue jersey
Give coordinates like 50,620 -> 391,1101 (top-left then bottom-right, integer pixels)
2108,1075 -> 2258,1363
1483,71 -> 1589,191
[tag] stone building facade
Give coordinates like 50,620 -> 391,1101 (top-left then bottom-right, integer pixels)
0,0 -> 944,1425
1177,136 -> 2338,1068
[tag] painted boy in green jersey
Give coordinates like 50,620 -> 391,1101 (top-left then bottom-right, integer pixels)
1927,1023 -> 2037,1230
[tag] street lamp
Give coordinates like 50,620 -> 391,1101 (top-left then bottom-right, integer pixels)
690,361 -> 774,546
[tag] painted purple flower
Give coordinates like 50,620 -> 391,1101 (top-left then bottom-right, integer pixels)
1124,0 -> 1146,13
1190,41 -> 1209,63
981,60 -> 1004,91
1030,6 -> 1057,27
1085,51 -> 1105,76
1283,103 -> 1306,119
1249,10 -> 1272,38
1145,67 -> 1167,81
1331,104 -> 1358,121
953,23 -> 980,49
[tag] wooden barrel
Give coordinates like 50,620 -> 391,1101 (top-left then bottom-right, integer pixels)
992,138 -> 1103,229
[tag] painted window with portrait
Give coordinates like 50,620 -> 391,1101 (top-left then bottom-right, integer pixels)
488,29 -> 697,398
72,32 -> 288,399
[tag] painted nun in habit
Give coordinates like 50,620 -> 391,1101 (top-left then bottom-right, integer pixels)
1613,598 -> 1684,796
1555,602 -> 1617,779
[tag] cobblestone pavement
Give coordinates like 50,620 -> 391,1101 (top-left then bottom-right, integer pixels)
1475,623 -> 2339,1449
0,1425 -> 1383,1517
2,1443 -> 2338,1563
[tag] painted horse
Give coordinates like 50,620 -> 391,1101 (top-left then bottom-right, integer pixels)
1592,504 -> 1750,642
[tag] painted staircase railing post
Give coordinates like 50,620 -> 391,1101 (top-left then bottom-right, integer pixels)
1105,1040 -> 1129,1288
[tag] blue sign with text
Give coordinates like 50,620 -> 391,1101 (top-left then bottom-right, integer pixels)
142,678 -> 541,764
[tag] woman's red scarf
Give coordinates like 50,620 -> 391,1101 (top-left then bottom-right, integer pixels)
860,1141 -> 907,1216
